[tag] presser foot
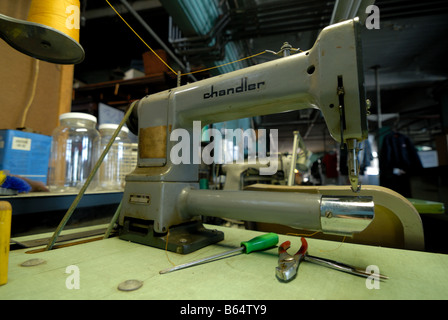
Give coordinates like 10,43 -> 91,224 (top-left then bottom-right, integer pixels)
349,176 -> 361,193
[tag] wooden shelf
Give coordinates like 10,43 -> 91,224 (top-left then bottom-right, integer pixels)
72,72 -> 178,110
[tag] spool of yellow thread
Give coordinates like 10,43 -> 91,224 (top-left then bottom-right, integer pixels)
27,0 -> 81,43
0,0 -> 84,64
0,201 -> 12,286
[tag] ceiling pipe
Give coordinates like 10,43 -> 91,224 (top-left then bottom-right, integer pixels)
119,0 -> 197,81
330,0 -> 376,25
372,65 -> 382,129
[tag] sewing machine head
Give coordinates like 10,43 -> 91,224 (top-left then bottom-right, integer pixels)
118,18 -> 372,253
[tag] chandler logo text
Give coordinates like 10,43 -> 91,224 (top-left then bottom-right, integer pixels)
203,78 -> 265,99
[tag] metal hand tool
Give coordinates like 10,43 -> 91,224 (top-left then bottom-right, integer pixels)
160,233 -> 279,274
304,254 -> 389,280
275,238 -> 308,281
276,238 -> 389,282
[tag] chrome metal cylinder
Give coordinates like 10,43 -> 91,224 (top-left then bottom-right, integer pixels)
180,188 -> 374,236
320,196 -> 374,236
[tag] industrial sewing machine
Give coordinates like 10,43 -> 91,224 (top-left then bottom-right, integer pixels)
118,18 -> 374,253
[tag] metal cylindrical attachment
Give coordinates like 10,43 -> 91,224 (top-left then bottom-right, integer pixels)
179,189 -> 374,236
181,189 -> 322,231
320,196 -> 374,236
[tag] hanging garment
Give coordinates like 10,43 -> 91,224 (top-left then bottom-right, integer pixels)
359,139 -> 373,175
379,131 -> 423,197
322,152 -> 338,178
379,131 -> 423,174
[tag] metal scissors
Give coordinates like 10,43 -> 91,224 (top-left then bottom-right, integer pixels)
276,237 -> 389,282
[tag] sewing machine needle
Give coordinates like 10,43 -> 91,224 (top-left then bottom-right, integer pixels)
346,139 -> 360,192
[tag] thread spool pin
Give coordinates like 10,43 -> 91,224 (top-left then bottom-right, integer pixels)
41,40 -> 51,49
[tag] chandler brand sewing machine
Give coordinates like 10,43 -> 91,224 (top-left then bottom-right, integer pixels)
118,18 -> 374,253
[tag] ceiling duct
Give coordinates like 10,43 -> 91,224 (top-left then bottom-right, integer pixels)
161,0 -> 246,74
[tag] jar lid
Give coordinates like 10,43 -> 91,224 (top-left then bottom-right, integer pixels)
59,112 -> 97,123
99,123 -> 129,134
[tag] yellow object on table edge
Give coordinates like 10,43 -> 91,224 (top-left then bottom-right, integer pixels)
0,201 -> 12,286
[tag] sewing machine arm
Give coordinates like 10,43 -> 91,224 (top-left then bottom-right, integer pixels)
119,18 -> 371,253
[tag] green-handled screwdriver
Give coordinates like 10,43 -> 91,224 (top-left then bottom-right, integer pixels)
159,233 -> 279,274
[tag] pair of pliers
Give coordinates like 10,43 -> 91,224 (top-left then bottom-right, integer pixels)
276,237 -> 389,282
275,237 -> 308,282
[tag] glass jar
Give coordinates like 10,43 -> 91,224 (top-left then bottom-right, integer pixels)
47,112 -> 100,192
98,124 -> 132,190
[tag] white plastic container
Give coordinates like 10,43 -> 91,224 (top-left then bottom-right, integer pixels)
98,124 -> 132,190
47,112 -> 100,192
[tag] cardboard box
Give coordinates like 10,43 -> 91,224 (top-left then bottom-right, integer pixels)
124,68 -> 145,80
0,130 -> 52,184
142,49 -> 169,75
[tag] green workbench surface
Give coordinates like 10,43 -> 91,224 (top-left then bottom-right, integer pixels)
1,225 -> 448,300
408,198 -> 445,214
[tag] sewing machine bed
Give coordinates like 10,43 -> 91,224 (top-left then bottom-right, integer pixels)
1,225 -> 447,300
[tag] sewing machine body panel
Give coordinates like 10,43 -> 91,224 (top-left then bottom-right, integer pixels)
119,181 -> 198,233
137,92 -> 170,167
165,18 -> 367,141
170,57 -> 316,128
314,18 -> 367,142
130,18 -> 367,177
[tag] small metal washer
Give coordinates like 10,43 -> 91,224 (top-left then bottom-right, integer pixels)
20,258 -> 46,267
117,279 -> 143,291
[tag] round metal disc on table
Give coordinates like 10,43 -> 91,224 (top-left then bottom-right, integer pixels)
20,258 -> 46,267
117,279 -> 143,292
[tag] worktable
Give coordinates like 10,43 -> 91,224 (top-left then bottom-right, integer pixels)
1,225 -> 448,300
2,190 -> 122,237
